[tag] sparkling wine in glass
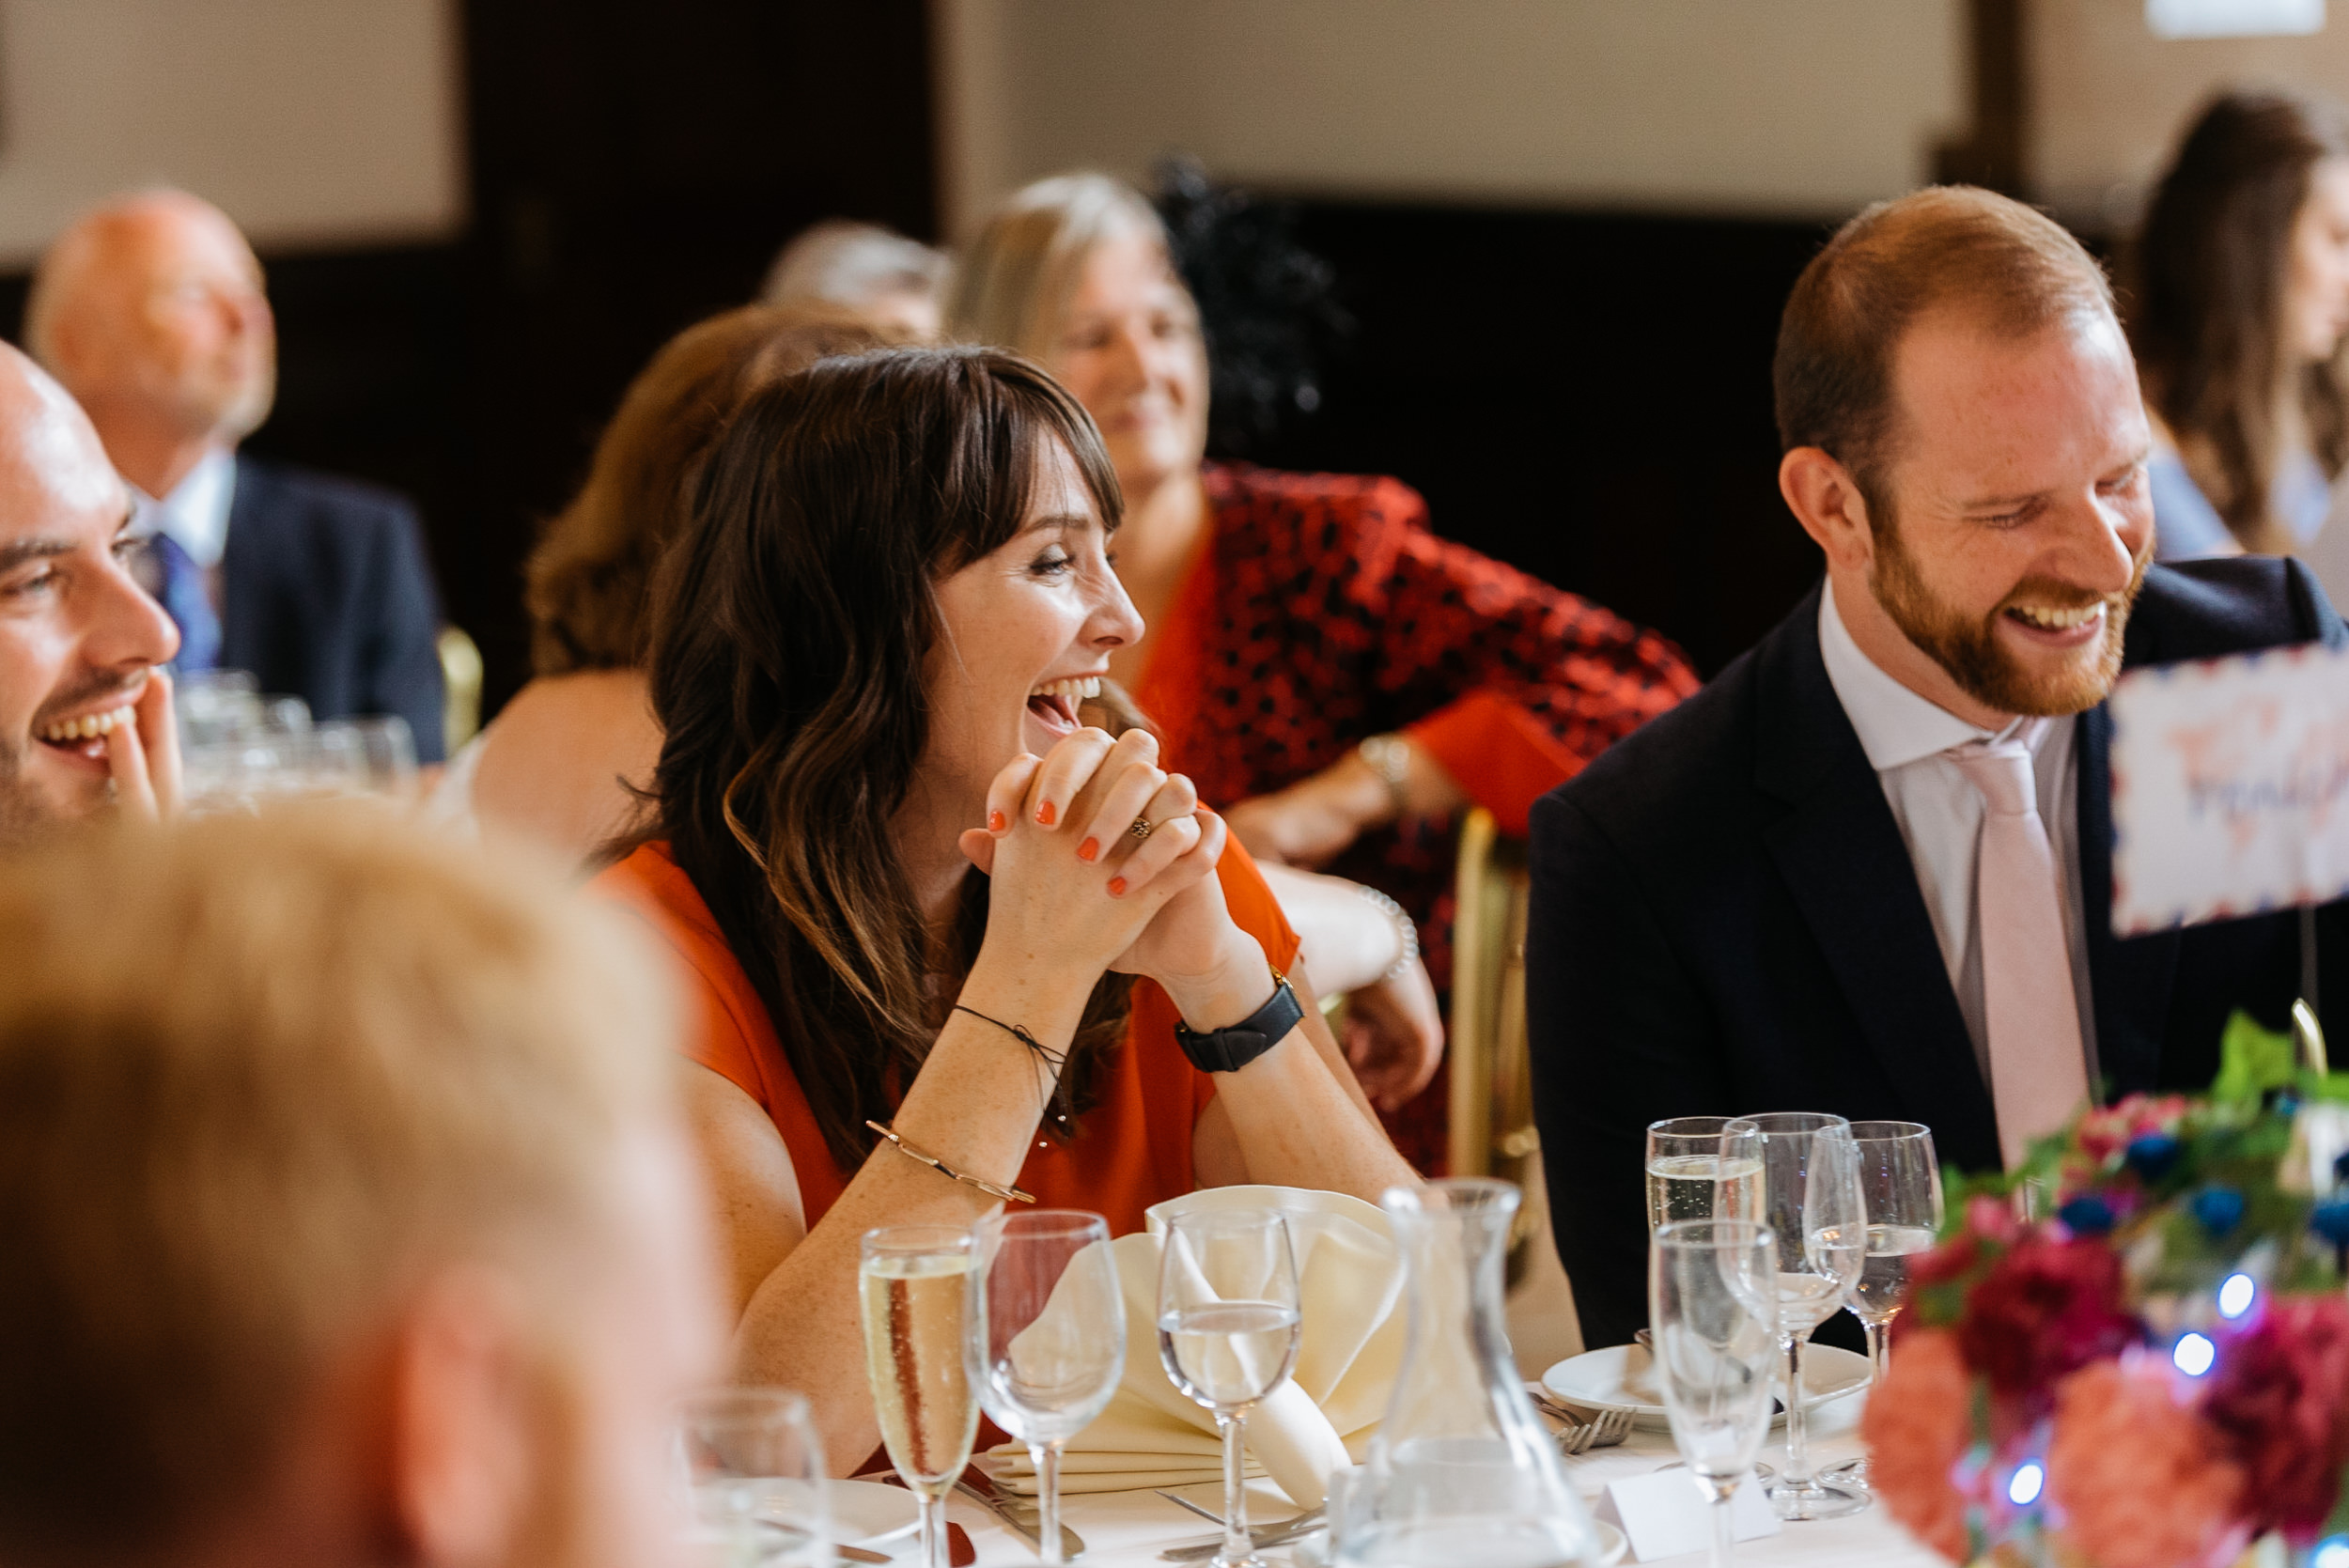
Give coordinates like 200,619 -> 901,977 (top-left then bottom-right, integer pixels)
1744,1111 -> 1867,1522
1651,1220 -> 1781,1568
861,1226 -> 981,1568
1157,1209 -> 1301,1568
970,1210 -> 1125,1566
1827,1121 -> 1942,1489
1646,1116 -> 1766,1231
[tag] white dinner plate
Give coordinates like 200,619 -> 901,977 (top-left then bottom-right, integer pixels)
1540,1343 -> 1870,1432
825,1479 -> 923,1545
1290,1519 -> 1626,1567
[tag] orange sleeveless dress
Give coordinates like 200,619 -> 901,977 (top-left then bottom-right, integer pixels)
593,840 -> 1301,1235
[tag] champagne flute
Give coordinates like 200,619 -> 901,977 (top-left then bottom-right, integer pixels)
861,1226 -> 981,1568
1651,1220 -> 1781,1568
1646,1116 -> 1766,1229
1744,1112 -> 1867,1521
1826,1121 -> 1942,1488
679,1387 -> 830,1566
970,1210 -> 1125,1565
1157,1208 -> 1301,1568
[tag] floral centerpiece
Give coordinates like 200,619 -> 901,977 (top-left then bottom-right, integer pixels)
1866,1013 -> 2349,1568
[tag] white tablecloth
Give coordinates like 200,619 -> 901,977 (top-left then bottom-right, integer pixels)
924,1391 -> 1942,1568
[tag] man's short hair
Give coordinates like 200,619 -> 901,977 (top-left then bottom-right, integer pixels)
0,806 -> 676,1563
1773,185 -> 2118,517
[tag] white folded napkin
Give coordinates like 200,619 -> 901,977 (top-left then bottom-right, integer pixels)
983,1185 -> 1404,1508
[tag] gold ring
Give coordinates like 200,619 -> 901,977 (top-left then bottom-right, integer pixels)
1128,816 -> 1156,842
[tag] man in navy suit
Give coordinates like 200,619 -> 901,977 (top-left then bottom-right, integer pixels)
1528,186 -> 2349,1351
23,191 -> 445,761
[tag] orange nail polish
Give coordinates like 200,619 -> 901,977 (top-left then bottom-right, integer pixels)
1077,837 -> 1099,862
1108,877 -> 1128,897
1035,800 -> 1056,826
988,810 -> 1005,832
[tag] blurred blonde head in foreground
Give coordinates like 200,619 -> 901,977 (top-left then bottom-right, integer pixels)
0,805 -> 722,1568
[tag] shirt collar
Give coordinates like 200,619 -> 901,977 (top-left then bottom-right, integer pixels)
143,447 -> 238,571
1817,578 -> 2004,770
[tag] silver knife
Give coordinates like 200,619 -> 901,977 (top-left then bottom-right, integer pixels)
952,1476 -> 1086,1560
1159,1519 -> 1325,1562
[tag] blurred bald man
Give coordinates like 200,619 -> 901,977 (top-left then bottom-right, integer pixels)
0,341 -> 182,845
25,190 -> 447,759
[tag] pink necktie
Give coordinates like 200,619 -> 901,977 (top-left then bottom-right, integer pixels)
1948,726 -> 2091,1169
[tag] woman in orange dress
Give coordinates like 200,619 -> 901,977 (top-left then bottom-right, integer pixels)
594,346 -> 1414,1469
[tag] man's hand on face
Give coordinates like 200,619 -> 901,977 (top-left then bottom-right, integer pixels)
104,669 -> 179,821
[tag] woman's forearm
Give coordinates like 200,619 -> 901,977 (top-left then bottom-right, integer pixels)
1256,863 -> 1404,994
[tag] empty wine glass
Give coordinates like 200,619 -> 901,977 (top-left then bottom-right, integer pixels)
1646,1116 -> 1765,1230
1826,1122 -> 1942,1489
1651,1220 -> 1781,1568
861,1226 -> 981,1568
1157,1208 -> 1301,1568
1744,1111 -> 1866,1521
679,1386 -> 830,1566
970,1209 -> 1125,1565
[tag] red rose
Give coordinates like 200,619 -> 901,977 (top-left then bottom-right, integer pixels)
2200,1296 -> 2349,1537
1957,1237 -> 2142,1406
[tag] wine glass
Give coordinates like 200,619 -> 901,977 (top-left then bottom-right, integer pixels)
861,1226 -> 982,1568
1157,1208 -> 1301,1568
679,1387 -> 830,1566
1825,1121 -> 1943,1488
1646,1116 -> 1765,1230
969,1209 -> 1126,1565
1651,1220 -> 1781,1568
1744,1111 -> 1866,1521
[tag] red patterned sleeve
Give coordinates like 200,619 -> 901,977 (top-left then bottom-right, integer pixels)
1341,478 -> 1700,836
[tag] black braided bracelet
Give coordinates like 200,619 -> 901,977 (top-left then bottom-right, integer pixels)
953,1003 -> 1075,1129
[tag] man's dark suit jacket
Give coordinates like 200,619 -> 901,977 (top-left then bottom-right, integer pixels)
219,456 -> 447,763
1527,559 -> 2349,1350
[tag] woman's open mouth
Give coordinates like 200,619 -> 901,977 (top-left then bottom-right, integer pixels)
1025,675 -> 1101,738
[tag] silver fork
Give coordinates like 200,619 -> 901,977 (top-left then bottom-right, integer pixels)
1554,1406 -> 1634,1455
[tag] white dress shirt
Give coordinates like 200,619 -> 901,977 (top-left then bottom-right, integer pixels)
147,446 -> 238,572
1816,582 -> 2100,1092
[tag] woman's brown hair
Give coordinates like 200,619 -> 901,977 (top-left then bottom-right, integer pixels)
645,346 -> 1131,1172
523,303 -> 914,675
2130,89 -> 2349,551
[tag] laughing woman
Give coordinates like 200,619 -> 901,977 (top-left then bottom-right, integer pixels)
594,346 -> 1413,1467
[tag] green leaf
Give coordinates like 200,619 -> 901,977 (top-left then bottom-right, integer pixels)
2213,1010 -> 2299,1104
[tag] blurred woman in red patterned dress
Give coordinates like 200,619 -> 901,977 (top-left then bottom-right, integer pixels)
950,173 -> 1699,1166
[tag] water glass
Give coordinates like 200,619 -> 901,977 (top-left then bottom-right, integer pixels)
1646,1116 -> 1765,1230
1824,1121 -> 1943,1488
1744,1111 -> 1866,1521
970,1209 -> 1125,1565
861,1226 -> 981,1568
679,1387 -> 829,1567
1157,1209 -> 1301,1568
1652,1220 -> 1781,1568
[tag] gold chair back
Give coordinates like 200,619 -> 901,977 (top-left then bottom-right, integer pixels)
1448,808 -> 1541,1270
437,626 -> 485,757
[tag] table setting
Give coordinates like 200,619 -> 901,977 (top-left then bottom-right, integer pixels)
680,1017 -> 2349,1568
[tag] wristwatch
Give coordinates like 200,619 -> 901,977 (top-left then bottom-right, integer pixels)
1174,964 -> 1306,1073
1357,733 -> 1412,816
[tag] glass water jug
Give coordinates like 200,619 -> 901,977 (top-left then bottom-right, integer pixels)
1334,1178 -> 1607,1568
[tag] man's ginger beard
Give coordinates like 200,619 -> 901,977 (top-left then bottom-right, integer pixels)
1866,501 -> 2151,718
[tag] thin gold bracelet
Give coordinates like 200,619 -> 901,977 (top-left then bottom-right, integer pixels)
865,1120 -> 1035,1203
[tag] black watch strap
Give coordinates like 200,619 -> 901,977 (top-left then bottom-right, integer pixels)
1174,966 -> 1305,1073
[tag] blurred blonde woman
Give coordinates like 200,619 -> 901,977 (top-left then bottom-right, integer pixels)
951,174 -> 1698,1160
436,303 -> 911,860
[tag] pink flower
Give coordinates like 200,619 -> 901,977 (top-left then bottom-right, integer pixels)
1965,1193 -> 2023,1244
1860,1327 -> 1974,1563
2048,1359 -> 2248,1568
2200,1296 -> 2349,1538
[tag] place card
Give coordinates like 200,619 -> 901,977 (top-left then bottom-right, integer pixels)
2108,641 -> 2349,934
1593,1467 -> 1781,1562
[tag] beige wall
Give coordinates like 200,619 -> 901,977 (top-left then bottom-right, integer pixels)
2035,0 -> 2349,229
935,0 -> 1968,237
0,0 -> 465,266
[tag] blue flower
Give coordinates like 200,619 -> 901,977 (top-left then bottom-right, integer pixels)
2124,1133 -> 2183,1182
2188,1186 -> 2246,1237
2331,1147 -> 2349,1190
2310,1200 -> 2349,1248
2058,1194 -> 2117,1235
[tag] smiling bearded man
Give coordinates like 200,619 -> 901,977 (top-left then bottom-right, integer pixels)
1523,186 -> 2349,1359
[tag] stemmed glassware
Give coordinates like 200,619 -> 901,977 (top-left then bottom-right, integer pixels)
1156,1209 -> 1302,1568
1827,1121 -> 1943,1488
1646,1116 -> 1765,1230
1745,1111 -> 1867,1521
1651,1220 -> 1782,1568
861,1226 -> 983,1568
969,1210 -> 1126,1566
679,1386 -> 830,1566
